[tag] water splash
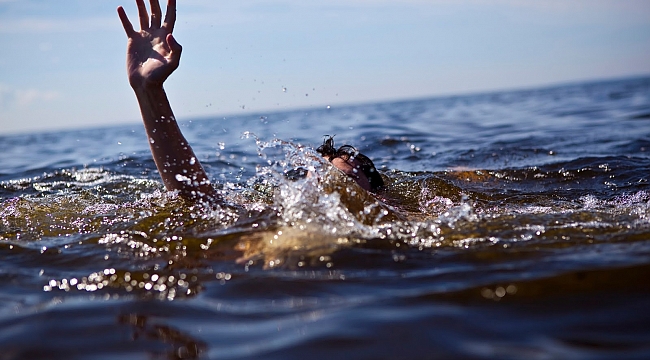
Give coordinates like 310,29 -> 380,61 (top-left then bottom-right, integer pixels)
231,136 -> 398,267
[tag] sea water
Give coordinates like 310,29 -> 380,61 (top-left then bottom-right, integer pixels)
1,76 -> 649,359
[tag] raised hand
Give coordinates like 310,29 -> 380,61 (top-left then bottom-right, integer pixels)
118,0 -> 180,90
116,0 -> 219,202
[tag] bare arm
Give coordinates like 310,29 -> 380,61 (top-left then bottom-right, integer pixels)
118,0 -> 218,202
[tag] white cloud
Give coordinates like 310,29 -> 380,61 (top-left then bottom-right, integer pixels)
0,16 -> 115,34
0,83 -> 59,108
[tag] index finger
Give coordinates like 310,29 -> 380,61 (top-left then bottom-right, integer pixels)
162,0 -> 177,32
117,6 -> 136,37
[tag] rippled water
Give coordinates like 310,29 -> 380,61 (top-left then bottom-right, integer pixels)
1,77 -> 650,359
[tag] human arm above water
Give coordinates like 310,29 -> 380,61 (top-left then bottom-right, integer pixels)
117,0 -> 218,202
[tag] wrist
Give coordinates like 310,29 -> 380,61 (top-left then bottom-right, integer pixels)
133,84 -> 169,113
132,85 -> 177,131
132,80 -> 164,95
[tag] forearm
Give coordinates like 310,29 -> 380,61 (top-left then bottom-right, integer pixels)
134,85 -> 218,201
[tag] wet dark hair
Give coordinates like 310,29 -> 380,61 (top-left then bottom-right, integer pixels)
316,136 -> 384,192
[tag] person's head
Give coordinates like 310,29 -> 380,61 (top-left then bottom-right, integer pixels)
316,136 -> 384,192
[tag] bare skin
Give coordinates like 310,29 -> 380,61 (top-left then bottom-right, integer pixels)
118,0 -> 379,202
327,157 -> 372,191
118,0 -> 218,202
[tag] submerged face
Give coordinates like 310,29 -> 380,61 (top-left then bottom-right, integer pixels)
316,136 -> 384,192
329,156 -> 372,191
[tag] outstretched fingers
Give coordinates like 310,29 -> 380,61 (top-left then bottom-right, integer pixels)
162,0 -> 177,32
149,0 -> 162,29
135,0 -> 149,30
117,6 -> 136,37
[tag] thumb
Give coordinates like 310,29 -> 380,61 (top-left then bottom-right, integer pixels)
167,33 -> 183,55
167,33 -> 182,68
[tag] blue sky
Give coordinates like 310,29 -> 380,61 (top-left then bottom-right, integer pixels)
1,0 -> 649,135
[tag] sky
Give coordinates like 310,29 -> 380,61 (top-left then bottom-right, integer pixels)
0,0 -> 649,135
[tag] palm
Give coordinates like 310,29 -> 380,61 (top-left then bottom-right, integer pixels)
127,30 -> 174,87
118,0 -> 179,89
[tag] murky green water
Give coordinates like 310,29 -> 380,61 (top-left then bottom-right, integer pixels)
1,77 -> 649,359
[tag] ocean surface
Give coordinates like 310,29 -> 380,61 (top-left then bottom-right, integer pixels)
1,76 -> 650,359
